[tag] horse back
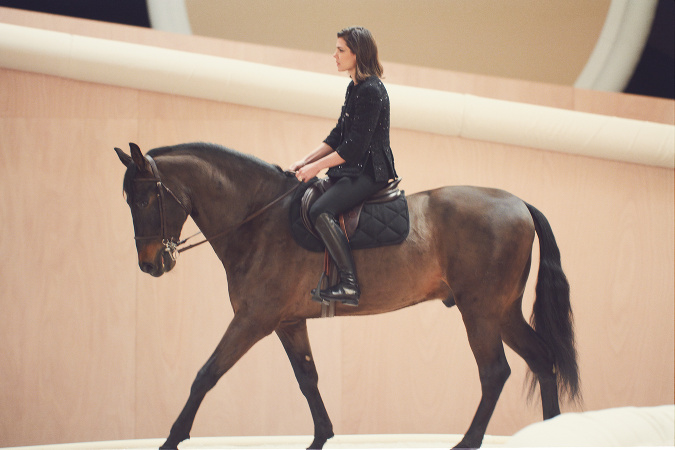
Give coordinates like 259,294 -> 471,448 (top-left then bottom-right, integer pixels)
418,185 -> 533,227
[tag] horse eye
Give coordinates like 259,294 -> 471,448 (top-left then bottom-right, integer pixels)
133,198 -> 149,208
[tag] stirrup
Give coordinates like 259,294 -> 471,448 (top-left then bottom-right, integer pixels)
311,272 -> 330,305
318,272 -> 360,306
311,274 -> 360,307
318,284 -> 359,307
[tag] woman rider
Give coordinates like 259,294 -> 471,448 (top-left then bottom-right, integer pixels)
290,26 -> 397,307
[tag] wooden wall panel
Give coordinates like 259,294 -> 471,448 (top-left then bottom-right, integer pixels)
1,29 -> 673,447
0,71 -> 140,445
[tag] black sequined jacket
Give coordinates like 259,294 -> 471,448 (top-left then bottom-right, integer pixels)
324,76 -> 397,182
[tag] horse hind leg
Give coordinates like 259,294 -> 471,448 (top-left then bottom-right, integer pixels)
501,298 -> 560,420
455,314 -> 511,449
276,320 -> 334,449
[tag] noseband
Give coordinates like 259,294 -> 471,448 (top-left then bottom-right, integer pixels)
132,155 -> 300,258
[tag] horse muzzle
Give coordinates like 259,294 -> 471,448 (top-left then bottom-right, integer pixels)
138,240 -> 178,277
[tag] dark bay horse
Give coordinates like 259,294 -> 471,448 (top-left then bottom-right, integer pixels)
114,142 -> 579,449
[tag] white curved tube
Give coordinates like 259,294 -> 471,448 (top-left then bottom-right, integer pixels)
1,22 -> 672,168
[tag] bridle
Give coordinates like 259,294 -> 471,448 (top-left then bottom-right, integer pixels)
132,155 -> 300,260
132,155 -> 190,261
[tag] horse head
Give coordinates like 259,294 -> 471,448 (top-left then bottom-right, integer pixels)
115,143 -> 190,277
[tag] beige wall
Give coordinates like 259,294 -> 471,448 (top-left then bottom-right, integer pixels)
0,9 -> 673,447
185,0 -> 611,85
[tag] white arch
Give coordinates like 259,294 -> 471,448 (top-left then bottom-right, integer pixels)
575,0 -> 658,92
146,0 -> 192,35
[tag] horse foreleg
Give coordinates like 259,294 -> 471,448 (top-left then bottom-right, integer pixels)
160,313 -> 276,449
276,320 -> 334,450
455,316 -> 511,449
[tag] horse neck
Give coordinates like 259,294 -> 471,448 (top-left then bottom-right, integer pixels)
155,148 -> 292,239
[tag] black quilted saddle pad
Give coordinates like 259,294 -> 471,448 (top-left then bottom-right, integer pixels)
289,183 -> 410,253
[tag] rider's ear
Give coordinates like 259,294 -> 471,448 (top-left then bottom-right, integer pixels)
129,142 -> 152,174
115,147 -> 133,167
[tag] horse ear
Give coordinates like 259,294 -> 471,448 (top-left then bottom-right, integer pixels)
115,147 -> 133,167
129,142 -> 152,174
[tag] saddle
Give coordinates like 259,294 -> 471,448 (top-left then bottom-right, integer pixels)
289,177 -> 409,316
289,178 -> 409,253
300,178 -> 403,240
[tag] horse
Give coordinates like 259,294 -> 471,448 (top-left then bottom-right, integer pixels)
114,141 -> 579,449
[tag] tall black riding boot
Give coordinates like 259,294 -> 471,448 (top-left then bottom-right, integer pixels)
313,212 -> 360,306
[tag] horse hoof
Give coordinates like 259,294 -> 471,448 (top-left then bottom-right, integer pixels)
160,434 -> 186,449
453,438 -> 480,449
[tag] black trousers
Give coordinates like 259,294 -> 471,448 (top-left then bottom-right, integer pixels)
309,175 -> 387,225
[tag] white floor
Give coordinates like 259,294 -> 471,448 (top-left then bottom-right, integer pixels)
5,434 -> 508,450
7,405 -> 674,449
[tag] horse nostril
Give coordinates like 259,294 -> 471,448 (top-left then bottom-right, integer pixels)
140,262 -> 156,274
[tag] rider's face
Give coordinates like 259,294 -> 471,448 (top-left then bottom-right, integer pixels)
333,38 -> 356,75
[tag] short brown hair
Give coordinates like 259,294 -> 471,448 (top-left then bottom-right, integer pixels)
338,26 -> 383,82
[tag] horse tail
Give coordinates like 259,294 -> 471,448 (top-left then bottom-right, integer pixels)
525,202 -> 581,403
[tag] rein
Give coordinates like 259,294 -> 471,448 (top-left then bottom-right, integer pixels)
139,154 -> 299,256
176,182 -> 300,253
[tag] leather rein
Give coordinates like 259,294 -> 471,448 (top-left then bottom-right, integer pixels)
135,155 -> 299,258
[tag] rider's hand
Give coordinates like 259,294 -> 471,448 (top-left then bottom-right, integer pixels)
296,162 -> 321,183
289,160 -> 305,172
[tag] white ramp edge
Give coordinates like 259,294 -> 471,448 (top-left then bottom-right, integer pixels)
3,434 -> 508,449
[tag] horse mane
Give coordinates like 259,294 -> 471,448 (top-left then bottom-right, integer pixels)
147,142 -> 292,178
